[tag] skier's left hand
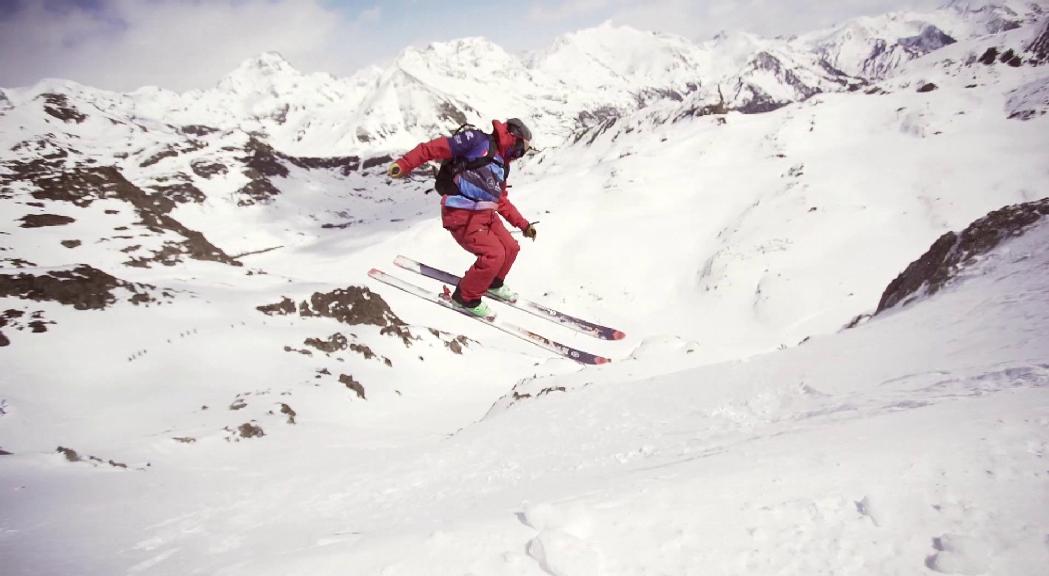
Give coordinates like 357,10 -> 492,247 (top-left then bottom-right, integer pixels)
523,224 -> 537,241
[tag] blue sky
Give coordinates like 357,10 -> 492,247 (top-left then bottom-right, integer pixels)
0,0 -> 943,91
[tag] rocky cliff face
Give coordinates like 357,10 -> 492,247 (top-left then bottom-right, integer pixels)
876,197 -> 1049,314
1028,17 -> 1049,62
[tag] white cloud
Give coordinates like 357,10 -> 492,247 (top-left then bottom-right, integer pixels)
0,0 -> 954,92
0,0 -> 386,91
527,0 -> 614,22
605,0 -> 945,41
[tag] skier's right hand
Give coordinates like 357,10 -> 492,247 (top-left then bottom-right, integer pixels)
523,224 -> 537,241
387,162 -> 405,179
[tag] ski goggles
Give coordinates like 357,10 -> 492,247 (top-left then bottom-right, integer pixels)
509,136 -> 531,159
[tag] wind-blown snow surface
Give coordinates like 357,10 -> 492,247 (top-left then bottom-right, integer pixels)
3,5 -> 1049,576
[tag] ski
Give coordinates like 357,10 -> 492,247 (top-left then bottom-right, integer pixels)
368,268 -> 611,365
393,255 -> 626,341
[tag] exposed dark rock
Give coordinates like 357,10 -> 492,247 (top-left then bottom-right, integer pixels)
257,297 -> 297,316
191,159 -> 228,178
736,93 -> 789,115
2,258 -> 37,268
978,47 -> 999,65
875,197 -> 1049,314
284,155 -> 360,176
0,264 -> 164,310
300,286 -> 404,328
998,49 -> 1023,67
271,103 -> 290,124
280,403 -> 296,424
241,137 -> 288,178
19,213 -> 75,228
749,52 -> 823,100
39,94 -> 86,123
1007,76 -> 1049,120
150,182 -> 206,205
900,26 -> 956,53
575,106 -> 621,132
229,398 -> 247,410
236,178 -> 282,206
61,240 -> 81,248
351,342 -> 392,366
380,323 -> 416,347
139,148 -> 179,168
172,437 -> 196,443
339,374 -> 366,399
57,446 -> 81,462
236,137 -> 288,206
0,164 -> 237,267
304,332 -> 348,354
446,336 -> 467,355
237,422 -> 265,438
180,125 -> 219,137
361,155 -> 393,171
437,101 -> 468,126
917,83 -> 939,93
1029,18 -> 1049,63
56,446 -> 129,468
674,86 -> 728,121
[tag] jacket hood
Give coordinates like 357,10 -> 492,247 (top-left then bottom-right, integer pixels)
491,119 -> 515,159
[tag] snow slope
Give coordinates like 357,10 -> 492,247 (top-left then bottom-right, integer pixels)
2,3 -> 1049,575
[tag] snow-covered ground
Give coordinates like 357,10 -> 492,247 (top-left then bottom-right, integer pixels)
2,3 -> 1049,575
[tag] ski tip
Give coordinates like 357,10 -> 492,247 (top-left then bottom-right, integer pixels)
593,356 -> 612,365
611,330 -> 626,340
368,268 -> 382,276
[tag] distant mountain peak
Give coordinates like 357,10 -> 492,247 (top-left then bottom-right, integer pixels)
219,51 -> 301,90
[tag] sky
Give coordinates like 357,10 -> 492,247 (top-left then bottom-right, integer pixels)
0,0 -> 947,92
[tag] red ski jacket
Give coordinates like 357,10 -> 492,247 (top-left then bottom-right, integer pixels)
394,120 -> 530,231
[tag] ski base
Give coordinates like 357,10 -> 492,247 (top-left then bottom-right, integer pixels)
368,269 -> 611,365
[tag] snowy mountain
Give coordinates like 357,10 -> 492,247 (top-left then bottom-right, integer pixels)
4,1 -> 1043,157
2,1 -> 1049,574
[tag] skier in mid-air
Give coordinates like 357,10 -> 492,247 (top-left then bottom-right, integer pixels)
387,118 -> 536,319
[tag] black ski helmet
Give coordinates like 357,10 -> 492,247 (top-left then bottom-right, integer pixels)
506,118 -> 532,142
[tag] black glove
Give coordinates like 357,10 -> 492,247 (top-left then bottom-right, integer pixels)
523,224 -> 537,241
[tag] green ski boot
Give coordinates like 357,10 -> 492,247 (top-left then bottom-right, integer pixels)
450,286 -> 495,319
487,284 -> 518,303
461,300 -> 493,319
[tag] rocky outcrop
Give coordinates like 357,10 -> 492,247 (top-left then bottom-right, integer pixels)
0,161 -> 238,267
0,264 -> 170,310
258,286 -> 414,345
900,25 -> 956,54
340,374 -> 366,399
19,214 -> 75,228
1,308 -> 54,346
1007,76 -> 1049,120
1028,17 -> 1049,63
39,94 -> 86,123
876,197 -> 1049,314
234,136 -> 365,205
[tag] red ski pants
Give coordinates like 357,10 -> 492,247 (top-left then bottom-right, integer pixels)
442,208 -> 520,302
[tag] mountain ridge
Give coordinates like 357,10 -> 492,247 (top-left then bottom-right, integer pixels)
4,1 -> 1043,155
